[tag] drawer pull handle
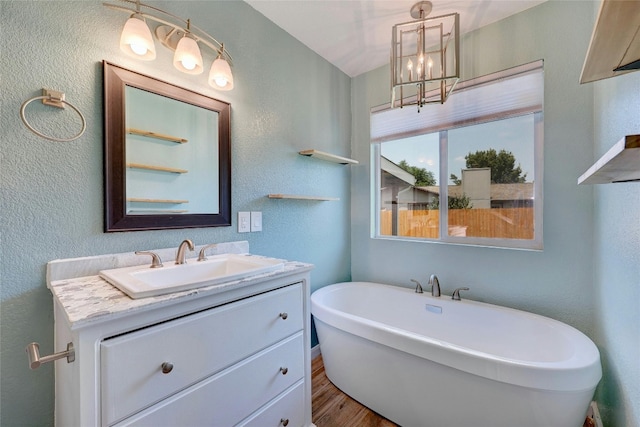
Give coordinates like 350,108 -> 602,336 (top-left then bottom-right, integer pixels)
279,312 -> 288,320
279,366 -> 288,375
280,418 -> 289,426
161,362 -> 174,374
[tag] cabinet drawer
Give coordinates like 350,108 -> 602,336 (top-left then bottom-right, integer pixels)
113,333 -> 304,427
236,381 -> 305,427
101,283 -> 303,425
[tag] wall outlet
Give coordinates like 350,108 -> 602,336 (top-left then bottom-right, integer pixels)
251,211 -> 262,232
238,212 -> 250,233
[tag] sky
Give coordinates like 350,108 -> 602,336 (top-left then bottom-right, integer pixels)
380,113 -> 535,185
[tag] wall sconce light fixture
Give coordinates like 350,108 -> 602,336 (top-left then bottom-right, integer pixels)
104,0 -> 234,91
391,1 -> 459,109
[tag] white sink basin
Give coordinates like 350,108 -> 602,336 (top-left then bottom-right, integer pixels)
99,253 -> 285,299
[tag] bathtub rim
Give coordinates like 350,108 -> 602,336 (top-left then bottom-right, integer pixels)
311,281 -> 602,393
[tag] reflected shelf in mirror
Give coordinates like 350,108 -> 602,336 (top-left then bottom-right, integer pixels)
127,127 -> 188,144
128,209 -> 189,214
127,163 -> 188,174
127,198 -> 189,204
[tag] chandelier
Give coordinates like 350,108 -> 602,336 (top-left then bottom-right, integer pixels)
391,1 -> 459,109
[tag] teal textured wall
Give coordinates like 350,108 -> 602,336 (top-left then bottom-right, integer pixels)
592,60 -> 640,426
0,1 -> 351,425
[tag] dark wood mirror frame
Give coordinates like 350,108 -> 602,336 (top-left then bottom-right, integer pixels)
103,61 -> 231,232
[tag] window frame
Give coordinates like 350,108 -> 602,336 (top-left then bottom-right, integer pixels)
371,62 -> 544,250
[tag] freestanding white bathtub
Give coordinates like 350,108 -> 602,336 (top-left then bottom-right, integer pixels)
311,282 -> 602,427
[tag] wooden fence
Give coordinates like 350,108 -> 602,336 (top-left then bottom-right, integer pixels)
380,208 -> 534,239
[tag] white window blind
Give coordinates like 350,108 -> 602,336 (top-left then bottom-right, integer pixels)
371,60 -> 544,143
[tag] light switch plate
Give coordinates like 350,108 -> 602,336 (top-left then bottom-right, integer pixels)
251,211 -> 262,232
238,212 -> 250,233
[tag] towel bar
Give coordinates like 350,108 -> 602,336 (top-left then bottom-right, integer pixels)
25,342 -> 75,370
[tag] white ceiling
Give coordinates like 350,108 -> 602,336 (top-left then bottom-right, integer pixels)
245,0 -> 548,77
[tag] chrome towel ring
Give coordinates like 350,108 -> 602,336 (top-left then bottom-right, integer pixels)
20,89 -> 86,142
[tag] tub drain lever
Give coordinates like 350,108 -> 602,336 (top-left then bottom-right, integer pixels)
26,342 -> 75,370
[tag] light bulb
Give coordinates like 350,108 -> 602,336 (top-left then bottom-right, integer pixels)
181,58 -> 197,71
208,55 -> 234,91
130,43 -> 148,56
419,53 -> 424,64
173,35 -> 203,75
406,59 -> 414,80
427,56 -> 433,68
119,14 -> 155,60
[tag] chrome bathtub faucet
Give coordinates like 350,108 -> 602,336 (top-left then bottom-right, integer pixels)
175,239 -> 195,264
411,279 -> 424,293
452,287 -> 470,301
428,274 -> 441,297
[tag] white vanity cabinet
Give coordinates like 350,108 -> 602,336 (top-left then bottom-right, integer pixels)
49,257 -> 314,427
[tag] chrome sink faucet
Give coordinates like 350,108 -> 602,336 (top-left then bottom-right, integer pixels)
175,239 -> 194,264
428,274 -> 441,297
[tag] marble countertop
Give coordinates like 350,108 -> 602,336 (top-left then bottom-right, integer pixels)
50,260 -> 312,328
47,242 -> 312,329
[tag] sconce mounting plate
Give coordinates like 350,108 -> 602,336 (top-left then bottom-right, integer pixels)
155,25 -> 186,52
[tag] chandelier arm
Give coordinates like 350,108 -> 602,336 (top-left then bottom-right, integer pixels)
103,1 -> 233,64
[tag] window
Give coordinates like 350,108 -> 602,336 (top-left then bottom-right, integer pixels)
372,61 -> 543,250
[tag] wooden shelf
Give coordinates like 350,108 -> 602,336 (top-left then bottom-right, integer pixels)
127,198 -> 189,204
580,0 -> 640,83
578,135 -> 640,184
267,194 -> 339,201
299,149 -> 358,165
127,163 -> 188,174
127,127 -> 188,144
128,209 -> 189,214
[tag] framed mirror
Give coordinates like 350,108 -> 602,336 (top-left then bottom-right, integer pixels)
103,61 -> 231,232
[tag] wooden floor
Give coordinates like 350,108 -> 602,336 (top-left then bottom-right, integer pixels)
312,355 -> 398,427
